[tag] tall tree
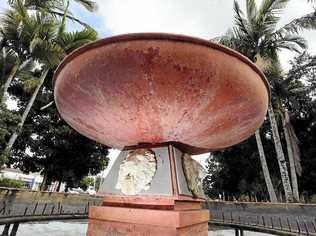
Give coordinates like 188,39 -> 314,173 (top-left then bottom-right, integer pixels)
1,0 -> 97,102
10,114 -> 109,190
2,1 -> 108,189
272,52 -> 316,200
204,133 -> 280,202
0,2 -> 35,103
0,104 -> 19,166
1,1 -> 97,159
8,0 -> 97,28
255,130 -> 278,202
217,0 -> 316,202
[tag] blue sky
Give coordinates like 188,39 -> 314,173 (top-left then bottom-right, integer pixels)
67,1 -> 111,37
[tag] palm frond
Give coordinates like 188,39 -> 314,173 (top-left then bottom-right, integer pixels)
73,0 -> 97,12
12,0 -> 28,19
10,0 -> 94,28
57,0 -> 69,38
233,1 -> 250,36
22,77 -> 41,93
16,59 -> 35,81
58,28 -> 97,54
275,11 -> 316,36
22,0 -> 66,12
257,0 -> 290,34
0,48 -> 18,83
246,0 -> 258,24
259,0 -> 289,18
30,37 -> 64,67
273,35 -> 307,53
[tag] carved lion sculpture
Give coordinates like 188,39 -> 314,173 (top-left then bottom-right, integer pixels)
116,149 -> 157,195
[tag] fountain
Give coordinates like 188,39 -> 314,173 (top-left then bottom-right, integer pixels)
53,33 -> 270,235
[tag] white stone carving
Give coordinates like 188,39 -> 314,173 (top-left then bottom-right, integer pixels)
183,154 -> 206,198
116,149 -> 157,195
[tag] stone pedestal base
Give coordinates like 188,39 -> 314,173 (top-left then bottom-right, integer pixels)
87,203 -> 209,236
87,144 -> 210,235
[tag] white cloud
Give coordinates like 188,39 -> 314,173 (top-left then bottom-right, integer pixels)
277,1 -> 316,70
0,1 -> 8,9
95,0 -> 235,39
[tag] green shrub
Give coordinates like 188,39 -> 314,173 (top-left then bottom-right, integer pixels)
0,178 -> 25,189
79,176 -> 94,191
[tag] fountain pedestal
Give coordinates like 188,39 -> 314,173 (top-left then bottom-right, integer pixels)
53,33 -> 270,236
87,144 -> 209,236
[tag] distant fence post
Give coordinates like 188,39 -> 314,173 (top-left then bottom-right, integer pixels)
1,224 -> 10,236
296,219 -> 301,234
42,203 -> 47,215
0,202 -> 6,215
312,220 -> 316,233
50,205 -> 55,215
287,217 -> 292,232
9,223 -> 19,236
32,202 -> 38,215
23,207 -> 28,216
303,220 -> 309,235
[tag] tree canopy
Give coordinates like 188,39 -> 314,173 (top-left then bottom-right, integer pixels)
205,51 -> 316,202
0,0 -> 109,190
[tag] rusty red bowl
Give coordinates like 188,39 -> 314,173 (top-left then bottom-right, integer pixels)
53,33 -> 270,154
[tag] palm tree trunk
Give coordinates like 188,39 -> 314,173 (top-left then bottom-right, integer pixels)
282,115 -> 300,202
0,60 -> 20,103
268,104 -> 293,202
255,129 -> 278,203
4,69 -> 49,154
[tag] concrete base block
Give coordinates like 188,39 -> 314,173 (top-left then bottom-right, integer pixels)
87,205 -> 209,236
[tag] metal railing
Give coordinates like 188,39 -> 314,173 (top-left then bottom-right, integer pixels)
210,210 -> 316,235
1,200 -> 316,235
0,201 -> 101,236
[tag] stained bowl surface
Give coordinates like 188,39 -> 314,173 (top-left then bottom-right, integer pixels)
53,33 -> 270,154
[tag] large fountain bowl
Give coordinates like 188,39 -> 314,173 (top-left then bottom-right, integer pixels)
53,33 -> 269,154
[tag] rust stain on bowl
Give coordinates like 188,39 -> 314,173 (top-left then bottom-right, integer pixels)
53,33 -> 270,154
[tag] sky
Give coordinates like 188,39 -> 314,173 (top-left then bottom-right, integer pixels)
1,0 -> 315,168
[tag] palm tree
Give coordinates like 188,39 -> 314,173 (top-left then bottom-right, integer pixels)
218,0 -> 316,202
2,2 -> 97,158
1,0 -> 97,103
0,50 -> 19,103
269,53 -> 316,201
8,0 -> 97,28
0,48 -> 17,89
254,129 -> 278,202
0,2 -> 35,103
